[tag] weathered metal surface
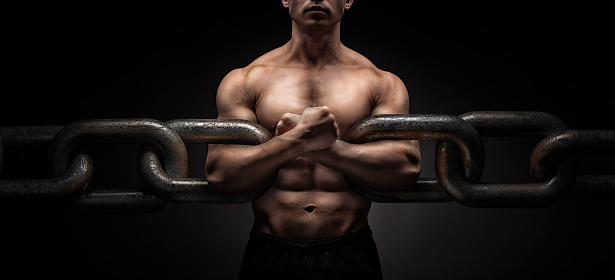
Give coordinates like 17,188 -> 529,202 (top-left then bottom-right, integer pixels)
71,189 -> 169,213
47,119 -> 188,178
343,114 -> 483,203
0,153 -> 94,201
458,111 -> 567,137
0,126 -> 91,201
436,111 -> 574,207
0,126 -> 63,176
165,119 -> 272,145
0,113 -> 612,211
139,119 -> 274,203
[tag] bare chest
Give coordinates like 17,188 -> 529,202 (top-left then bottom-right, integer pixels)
254,70 -> 374,135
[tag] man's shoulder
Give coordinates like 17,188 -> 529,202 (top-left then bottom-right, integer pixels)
218,50 -> 286,97
224,48 -> 286,83
221,63 -> 276,88
349,62 -> 403,90
342,47 -> 407,98
343,46 -> 400,80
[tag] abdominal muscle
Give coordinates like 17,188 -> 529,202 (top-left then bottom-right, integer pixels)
251,157 -> 371,240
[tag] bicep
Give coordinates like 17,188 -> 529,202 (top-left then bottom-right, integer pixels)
208,69 -> 258,156
369,72 -> 420,152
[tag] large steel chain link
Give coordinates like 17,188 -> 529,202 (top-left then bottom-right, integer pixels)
1,111 -> 613,212
437,111 -> 577,207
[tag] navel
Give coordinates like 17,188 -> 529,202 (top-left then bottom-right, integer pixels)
304,205 -> 316,213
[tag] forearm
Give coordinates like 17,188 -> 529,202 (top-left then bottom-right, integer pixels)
304,140 -> 421,191
206,106 -> 339,195
206,135 -> 304,195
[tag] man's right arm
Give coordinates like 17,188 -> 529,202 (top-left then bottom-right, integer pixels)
205,69 -> 338,195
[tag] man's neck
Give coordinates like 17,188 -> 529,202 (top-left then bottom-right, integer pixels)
286,22 -> 343,68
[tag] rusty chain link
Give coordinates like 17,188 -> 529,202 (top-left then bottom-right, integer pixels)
1,111 -> 613,212
344,114 -> 485,203
437,111 -> 576,207
139,119 -> 272,204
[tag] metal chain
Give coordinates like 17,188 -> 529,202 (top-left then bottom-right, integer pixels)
1,111 -> 613,212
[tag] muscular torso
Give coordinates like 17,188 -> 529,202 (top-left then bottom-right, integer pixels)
248,59 -> 379,239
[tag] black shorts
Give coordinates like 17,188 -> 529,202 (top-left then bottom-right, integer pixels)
237,227 -> 383,280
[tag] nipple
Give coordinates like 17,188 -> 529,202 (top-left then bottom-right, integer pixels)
304,206 -> 316,213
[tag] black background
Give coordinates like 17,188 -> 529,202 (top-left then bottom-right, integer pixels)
2,1 -> 613,279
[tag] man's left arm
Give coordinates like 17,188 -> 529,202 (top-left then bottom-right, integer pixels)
304,72 -> 421,191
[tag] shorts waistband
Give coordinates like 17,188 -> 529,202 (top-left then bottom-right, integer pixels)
249,227 -> 373,251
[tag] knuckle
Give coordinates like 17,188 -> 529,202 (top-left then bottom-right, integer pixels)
321,109 -> 332,117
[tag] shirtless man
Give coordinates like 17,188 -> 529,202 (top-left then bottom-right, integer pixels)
205,0 -> 421,279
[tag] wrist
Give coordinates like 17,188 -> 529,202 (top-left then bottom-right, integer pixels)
277,127 -> 311,154
302,139 -> 341,160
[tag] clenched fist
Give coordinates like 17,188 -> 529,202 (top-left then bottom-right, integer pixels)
275,106 -> 339,152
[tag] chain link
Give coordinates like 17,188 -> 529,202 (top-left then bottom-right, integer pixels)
139,119 -> 272,204
344,114 -> 485,203
437,111 -> 576,207
1,111 -> 613,212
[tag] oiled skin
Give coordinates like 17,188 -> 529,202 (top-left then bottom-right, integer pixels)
205,0 -> 421,240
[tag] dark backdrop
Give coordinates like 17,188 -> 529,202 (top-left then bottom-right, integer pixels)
2,1 -> 613,279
